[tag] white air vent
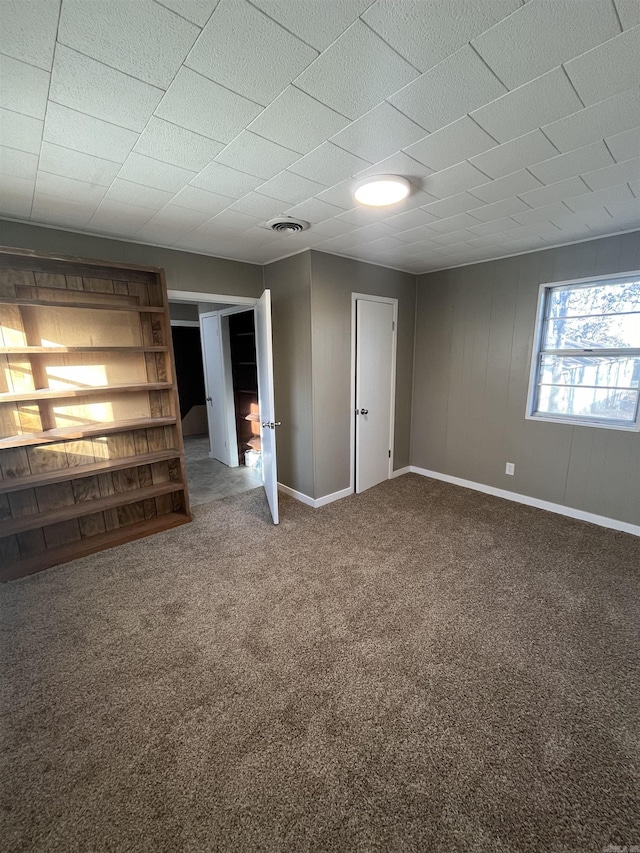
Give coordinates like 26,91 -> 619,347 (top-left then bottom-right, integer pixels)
265,217 -> 310,233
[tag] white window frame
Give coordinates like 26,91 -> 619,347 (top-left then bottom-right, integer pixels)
526,271 -> 640,432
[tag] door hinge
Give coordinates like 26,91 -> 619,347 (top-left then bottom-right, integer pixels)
392,320 -> 395,331
389,450 -> 391,458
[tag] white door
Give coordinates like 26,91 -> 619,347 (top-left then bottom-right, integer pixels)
200,312 -> 235,467
255,289 -> 279,524
355,297 -> 397,493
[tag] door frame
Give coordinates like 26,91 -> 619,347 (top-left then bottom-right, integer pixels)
350,292 -> 398,494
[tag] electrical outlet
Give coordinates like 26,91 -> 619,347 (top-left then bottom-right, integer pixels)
505,462 -> 515,475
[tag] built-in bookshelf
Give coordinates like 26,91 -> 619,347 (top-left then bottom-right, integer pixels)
0,248 -> 191,581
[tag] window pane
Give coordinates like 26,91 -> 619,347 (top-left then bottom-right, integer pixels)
548,280 -> 640,317
539,354 -> 640,388
536,385 -> 638,422
543,313 -> 640,349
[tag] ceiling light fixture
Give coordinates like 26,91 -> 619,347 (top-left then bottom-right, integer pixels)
353,175 -> 411,207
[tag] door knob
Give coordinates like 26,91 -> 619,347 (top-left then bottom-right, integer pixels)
360,408 -> 369,415
261,421 -> 281,429
206,396 -> 212,403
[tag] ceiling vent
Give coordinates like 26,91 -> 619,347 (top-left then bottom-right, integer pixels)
265,217 -> 309,234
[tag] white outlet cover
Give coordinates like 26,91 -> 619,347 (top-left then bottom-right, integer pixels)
505,462 -> 515,475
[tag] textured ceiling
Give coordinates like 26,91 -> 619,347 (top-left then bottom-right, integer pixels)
0,0 -> 638,273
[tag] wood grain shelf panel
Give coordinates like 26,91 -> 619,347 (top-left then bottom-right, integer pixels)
244,413 -> 261,422
1,480 -> 184,537
0,416 -> 176,449
0,448 -> 181,494
0,512 -> 190,582
0,346 -> 168,354
0,382 -> 171,403
0,297 -> 165,313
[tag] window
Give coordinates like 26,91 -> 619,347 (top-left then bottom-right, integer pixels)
527,273 -> 640,431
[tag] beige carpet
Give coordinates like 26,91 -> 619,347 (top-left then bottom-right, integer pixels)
1,475 -> 638,852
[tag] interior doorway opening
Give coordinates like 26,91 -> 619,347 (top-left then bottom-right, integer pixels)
169,298 -> 262,508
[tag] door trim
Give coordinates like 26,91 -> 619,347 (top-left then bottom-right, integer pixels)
350,293 -> 398,494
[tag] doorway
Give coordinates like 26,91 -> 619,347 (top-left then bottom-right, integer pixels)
168,289 -> 279,523
351,294 -> 398,494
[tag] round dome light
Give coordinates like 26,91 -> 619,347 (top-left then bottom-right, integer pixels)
353,175 -> 411,206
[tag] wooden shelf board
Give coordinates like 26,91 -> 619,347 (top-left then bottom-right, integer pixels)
244,413 -> 260,422
0,416 -> 176,450
0,511 -> 191,582
1,480 -> 185,537
247,437 -> 261,451
0,297 -> 164,313
0,382 -> 171,403
0,346 -> 168,354
0,448 -> 182,495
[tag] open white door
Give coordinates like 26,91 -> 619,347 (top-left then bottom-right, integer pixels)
200,312 -> 236,466
255,289 -> 279,524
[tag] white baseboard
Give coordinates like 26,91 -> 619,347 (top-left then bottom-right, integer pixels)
407,467 -> 640,537
392,466 -> 411,478
278,483 -> 353,509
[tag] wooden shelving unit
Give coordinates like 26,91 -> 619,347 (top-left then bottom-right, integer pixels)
228,312 -> 260,464
0,247 -> 191,580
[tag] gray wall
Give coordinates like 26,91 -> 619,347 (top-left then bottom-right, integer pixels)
310,251 -> 416,499
0,220 -> 263,297
264,251 -> 314,498
169,302 -> 199,322
412,231 -> 640,526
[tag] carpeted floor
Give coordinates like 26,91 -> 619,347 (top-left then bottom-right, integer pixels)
1,474 -> 638,853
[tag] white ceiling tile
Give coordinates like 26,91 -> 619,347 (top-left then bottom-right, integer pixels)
133,219 -> 192,244
315,178 -> 359,210
469,129 -> 559,179
0,108 -> 43,154
117,152 -> 196,192
392,224 -> 439,245
470,170 -> 542,204
581,158 -> 640,192
354,152 -> 435,185
507,221 -> 562,241
288,142 -> 369,185
31,191 -> 97,227
40,142 -> 121,186
427,212 -> 486,233
518,176 -> 591,208
253,171 -> 326,204
529,141 -> 615,185
0,0 -> 60,70
404,117 -> 496,172
155,0 -> 220,27
330,103 -> 426,164
471,68 -> 582,144
469,196 -> 530,221
135,203 -> 210,235
309,218 -> 358,237
472,0 -> 619,90
362,0 -> 519,73
358,235 -> 406,253
295,20 -> 418,120
43,103 -> 137,163
512,202 -> 573,226
385,208 -> 439,230
423,161 -> 489,199
553,207 -> 616,232
50,45 -> 163,132
430,229 -> 477,246
0,173 -> 34,217
605,197 -> 640,221
247,86 -> 348,156
390,45 -> 506,133
36,171 -> 107,205
186,0 -> 317,106
564,27 -> 640,106
237,227 -> 283,247
191,161 -> 263,198
58,0 -> 199,89
465,234 -> 513,248
542,89 -> 640,152
605,126 -> 640,163
614,0 -> 640,29
205,209 -> 262,231
284,197 -> 345,223
105,179 -> 175,210
349,222 -> 398,242
172,185 -> 233,215
251,0 -> 371,51
88,199 -> 156,233
155,67 -> 262,143
420,192 -> 486,219
230,192 -> 288,219
0,146 -> 38,181
0,55 -> 49,120
173,225 -> 240,253
564,182 -> 635,212
215,132 -> 300,180
313,233 -> 361,252
335,206 -> 394,226
133,117 -> 224,172
467,216 -> 522,236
